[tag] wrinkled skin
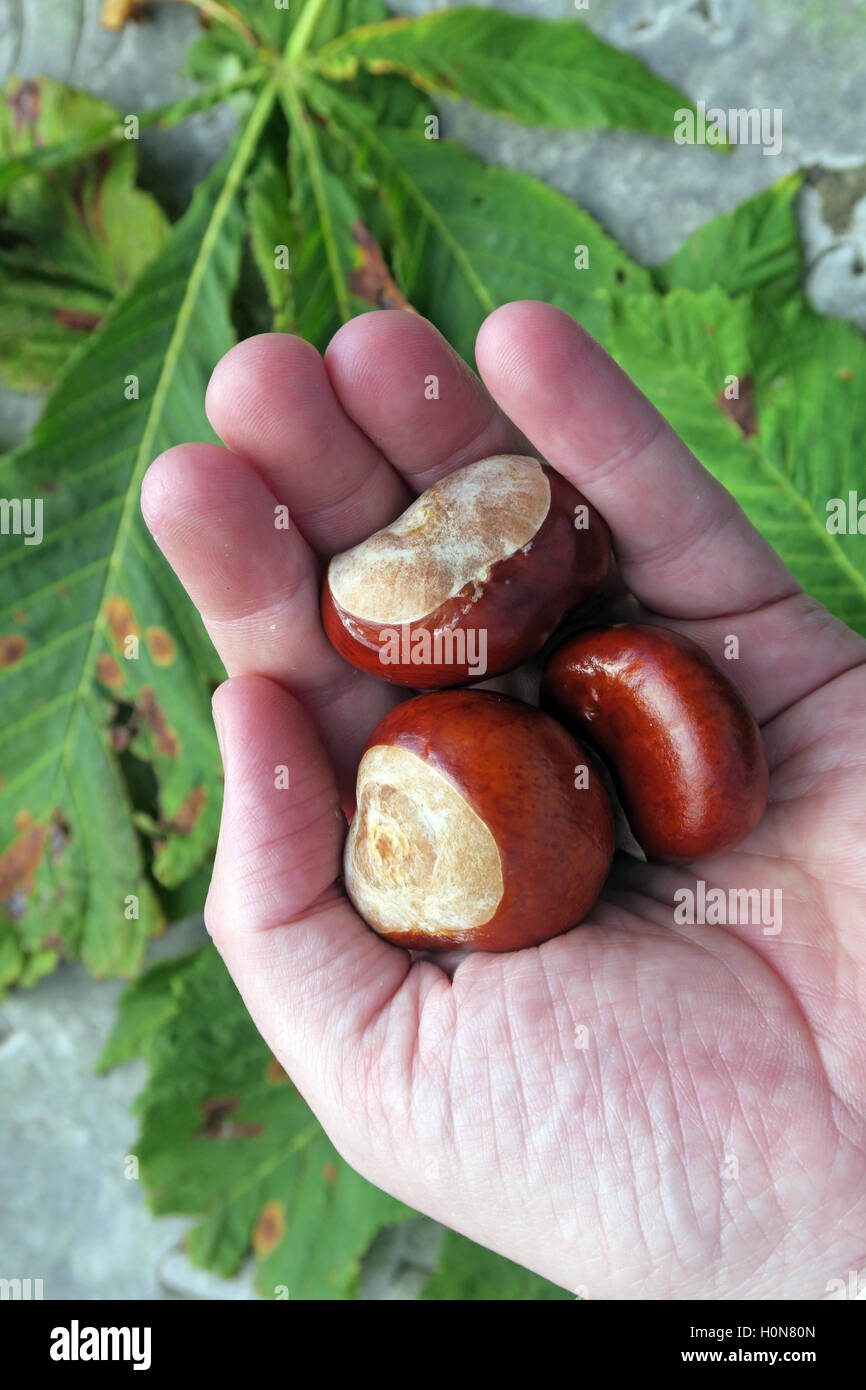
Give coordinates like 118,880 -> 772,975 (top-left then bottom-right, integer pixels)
141,301 -> 866,1299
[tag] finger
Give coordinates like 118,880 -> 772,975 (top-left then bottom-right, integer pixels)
324,309 -> 531,492
474,300 -> 796,620
206,675 -> 415,1098
642,597 -> 866,726
476,301 -> 866,716
205,332 -> 411,554
141,443 -> 399,800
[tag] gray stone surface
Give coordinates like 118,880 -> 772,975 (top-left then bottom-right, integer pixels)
0,918 -> 207,1300
0,0 -> 864,1301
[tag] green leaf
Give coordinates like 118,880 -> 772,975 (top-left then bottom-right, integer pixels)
603,287 -> 866,634
751,299 -> 866,627
96,950 -> 201,1071
420,1229 -> 572,1300
281,84 -> 411,349
314,8 -> 695,136
0,80 -> 279,988
309,0 -> 389,49
246,152 -> 295,333
0,77 -> 169,392
306,84 -> 650,361
657,173 -> 804,304
0,70 -> 266,199
122,945 -> 412,1298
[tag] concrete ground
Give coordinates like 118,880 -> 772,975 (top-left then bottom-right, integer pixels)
0,0 -> 864,1299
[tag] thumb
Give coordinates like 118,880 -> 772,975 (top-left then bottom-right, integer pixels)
206,675 -> 409,1090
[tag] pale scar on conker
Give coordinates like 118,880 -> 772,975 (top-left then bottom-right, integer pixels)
541,623 -> 769,861
322,454 -> 611,687
343,690 -> 615,952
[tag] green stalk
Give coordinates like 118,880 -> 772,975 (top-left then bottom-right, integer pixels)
286,0 -> 331,60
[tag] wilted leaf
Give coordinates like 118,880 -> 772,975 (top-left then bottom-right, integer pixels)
314,7 -> 695,136
0,74 -> 266,201
0,82 -> 279,987
0,76 -> 170,392
100,0 -> 147,31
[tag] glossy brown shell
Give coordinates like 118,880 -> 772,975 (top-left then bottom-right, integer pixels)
542,623 -> 769,860
322,466 -> 611,687
346,690 -> 615,951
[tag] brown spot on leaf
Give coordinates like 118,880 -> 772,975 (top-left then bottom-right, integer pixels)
199,1096 -> 239,1136
265,1056 -> 290,1085
837,366 -> 855,381
145,626 -> 176,667
322,1163 -> 337,1185
137,687 -> 179,758
0,635 -> 27,667
97,654 -> 124,688
56,587 -> 69,599
717,376 -> 757,437
349,221 -> 416,312
104,596 -> 139,649
198,1096 -> 262,1140
107,698 -> 135,750
49,811 -> 71,863
173,787 -> 206,835
252,1200 -> 286,1257
6,79 -> 40,135
14,810 -> 33,831
0,824 -> 45,920
12,610 -> 27,624
54,308 -> 103,333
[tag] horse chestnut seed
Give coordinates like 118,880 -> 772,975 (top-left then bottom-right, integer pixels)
541,623 -> 769,860
322,454 -> 610,687
344,690 -> 614,951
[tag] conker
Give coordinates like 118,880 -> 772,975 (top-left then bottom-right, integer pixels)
344,690 -> 614,951
541,623 -> 769,860
322,454 -> 610,686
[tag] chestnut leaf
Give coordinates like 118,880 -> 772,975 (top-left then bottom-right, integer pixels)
101,945 -> 415,1299
0,83 -> 280,986
655,173 -> 805,308
313,7 -> 696,138
303,79 -> 652,361
604,287 -> 866,636
0,76 -> 169,393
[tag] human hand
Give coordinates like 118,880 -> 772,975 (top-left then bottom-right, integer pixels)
141,302 -> 866,1299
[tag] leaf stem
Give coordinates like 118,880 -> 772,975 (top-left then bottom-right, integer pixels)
280,82 -> 353,323
49,75 -> 281,814
285,0 -> 331,60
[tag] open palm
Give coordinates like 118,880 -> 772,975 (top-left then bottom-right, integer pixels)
141,301 -> 866,1299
